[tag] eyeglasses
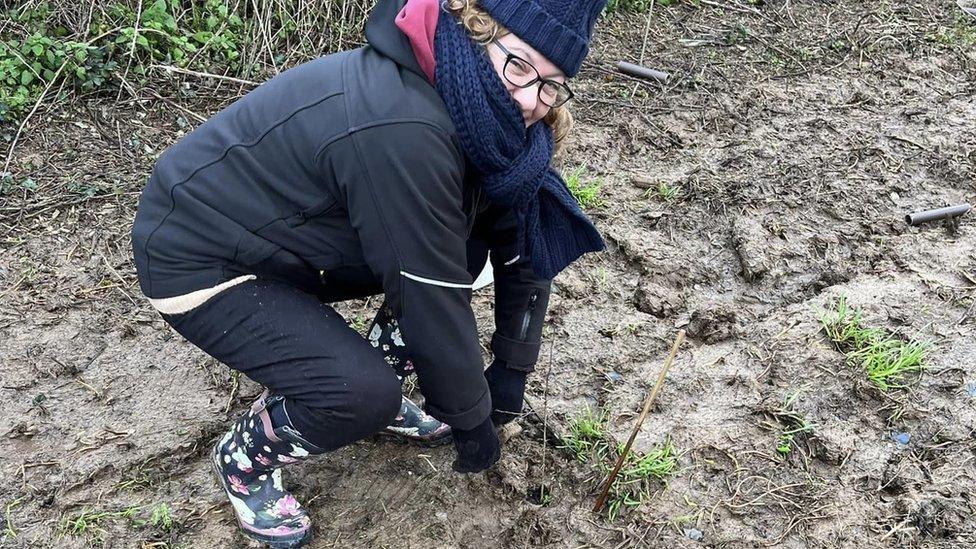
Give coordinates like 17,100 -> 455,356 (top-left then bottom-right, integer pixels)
491,41 -> 574,109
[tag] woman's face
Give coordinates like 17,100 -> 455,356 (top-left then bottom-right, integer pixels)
485,32 -> 567,129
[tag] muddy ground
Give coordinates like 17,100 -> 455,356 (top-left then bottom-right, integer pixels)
1,1 -> 975,548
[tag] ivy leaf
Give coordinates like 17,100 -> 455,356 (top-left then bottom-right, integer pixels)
20,70 -> 33,85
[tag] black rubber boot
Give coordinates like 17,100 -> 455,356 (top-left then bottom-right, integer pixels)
367,302 -> 453,446
212,389 -> 326,548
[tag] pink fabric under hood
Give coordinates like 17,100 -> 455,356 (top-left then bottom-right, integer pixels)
394,0 -> 440,84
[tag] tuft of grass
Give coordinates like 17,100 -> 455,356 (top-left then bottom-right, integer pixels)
61,506 -> 141,543
347,312 -> 370,334
820,296 -> 929,391
559,406 -> 678,521
762,390 -> 815,457
558,406 -> 610,463
563,164 -> 605,210
148,503 -> 174,532
646,180 -> 680,202
850,338 -> 928,391
602,440 -> 677,521
116,470 -> 156,491
925,14 -> 976,46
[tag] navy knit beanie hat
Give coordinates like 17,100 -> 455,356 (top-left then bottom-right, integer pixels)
475,0 -> 608,77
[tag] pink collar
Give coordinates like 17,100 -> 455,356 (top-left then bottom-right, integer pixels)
394,0 -> 439,84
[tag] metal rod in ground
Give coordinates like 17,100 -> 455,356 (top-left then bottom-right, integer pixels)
905,204 -> 971,226
959,1 -> 976,18
616,61 -> 670,83
592,329 -> 685,514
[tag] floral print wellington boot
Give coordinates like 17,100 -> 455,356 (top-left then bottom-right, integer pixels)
367,303 -> 452,446
382,395 -> 453,446
212,389 -> 325,548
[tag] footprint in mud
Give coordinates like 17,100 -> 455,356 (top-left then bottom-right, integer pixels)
633,277 -> 683,318
506,507 -> 564,546
685,301 -> 739,343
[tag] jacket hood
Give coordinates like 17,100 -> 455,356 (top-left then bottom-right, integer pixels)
365,0 -> 426,79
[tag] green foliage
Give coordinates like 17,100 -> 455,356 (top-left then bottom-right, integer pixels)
148,503 -> 174,531
5,3 -> 53,28
347,312 -> 370,334
765,390 -> 815,457
111,0 -> 197,65
0,173 -> 38,196
644,180 -> 680,202
67,180 -> 106,198
188,0 -> 246,66
61,507 -> 141,544
726,24 -> 751,45
0,0 -> 246,121
62,503 -> 179,544
0,34 -> 117,122
559,406 -> 611,462
602,440 -> 677,521
560,406 -> 678,521
925,14 -> 976,46
563,164 -> 605,210
4,497 -> 21,538
820,296 -> 929,391
109,0 -> 245,68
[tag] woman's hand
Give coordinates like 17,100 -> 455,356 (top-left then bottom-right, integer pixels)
484,359 -> 528,426
451,415 -> 501,473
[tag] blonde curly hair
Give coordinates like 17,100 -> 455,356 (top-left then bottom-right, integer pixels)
442,0 -> 574,158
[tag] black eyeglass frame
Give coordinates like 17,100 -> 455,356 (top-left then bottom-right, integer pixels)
491,41 -> 575,109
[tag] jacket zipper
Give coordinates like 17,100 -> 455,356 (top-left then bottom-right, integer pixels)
519,289 -> 540,341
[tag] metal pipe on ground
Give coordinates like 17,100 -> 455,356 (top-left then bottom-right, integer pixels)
616,61 -> 670,83
959,1 -> 976,18
905,204 -> 972,226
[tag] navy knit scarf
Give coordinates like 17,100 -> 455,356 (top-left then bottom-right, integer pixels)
432,10 -> 605,280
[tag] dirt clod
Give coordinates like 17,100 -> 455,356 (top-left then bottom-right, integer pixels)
685,301 -> 740,343
633,277 -> 683,318
731,216 -> 770,282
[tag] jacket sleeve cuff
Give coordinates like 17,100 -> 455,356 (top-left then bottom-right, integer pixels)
490,333 -> 541,372
424,387 -> 492,431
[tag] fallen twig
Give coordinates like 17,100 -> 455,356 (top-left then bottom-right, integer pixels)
150,64 -> 260,87
593,329 -> 685,513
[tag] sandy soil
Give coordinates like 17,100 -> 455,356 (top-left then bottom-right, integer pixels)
1,1 -> 974,548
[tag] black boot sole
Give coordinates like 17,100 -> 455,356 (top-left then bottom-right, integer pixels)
374,429 -> 454,448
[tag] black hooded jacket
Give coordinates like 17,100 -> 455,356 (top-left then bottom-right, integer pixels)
130,0 -> 552,430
